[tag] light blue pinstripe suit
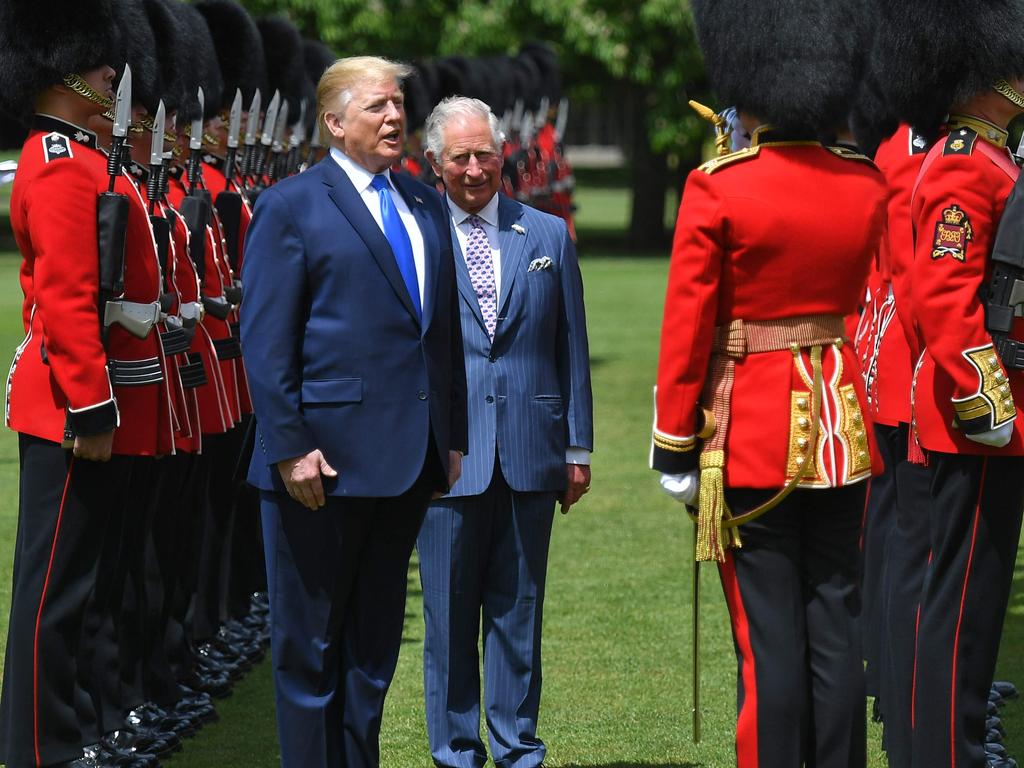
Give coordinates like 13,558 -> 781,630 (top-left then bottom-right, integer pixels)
418,193 -> 593,768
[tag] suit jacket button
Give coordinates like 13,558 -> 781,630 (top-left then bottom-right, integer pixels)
418,390 -> 428,400
485,395 -> 494,403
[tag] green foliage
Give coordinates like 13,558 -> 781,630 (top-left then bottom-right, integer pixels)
236,0 -> 710,161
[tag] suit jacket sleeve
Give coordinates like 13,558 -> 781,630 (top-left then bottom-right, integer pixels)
556,221 -> 594,451
240,185 -> 317,463
652,170 -> 724,473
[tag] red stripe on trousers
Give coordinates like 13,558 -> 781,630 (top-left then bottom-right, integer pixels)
950,458 -> 987,768
859,477 -> 872,551
32,457 -> 75,767
720,552 -> 759,768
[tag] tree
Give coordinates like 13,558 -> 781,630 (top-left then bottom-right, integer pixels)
240,0 -> 711,250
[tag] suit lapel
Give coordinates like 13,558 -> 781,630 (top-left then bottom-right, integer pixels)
393,174 -> 438,332
496,195 -> 528,321
321,160 -> 419,323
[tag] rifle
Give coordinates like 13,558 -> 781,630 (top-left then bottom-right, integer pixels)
986,166 -> 1024,369
180,88 -> 214,287
252,89 -> 281,195
268,98 -> 289,184
214,89 -> 247,299
287,99 -> 307,176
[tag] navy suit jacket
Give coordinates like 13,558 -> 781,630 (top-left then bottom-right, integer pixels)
447,194 -> 593,497
240,156 -> 468,497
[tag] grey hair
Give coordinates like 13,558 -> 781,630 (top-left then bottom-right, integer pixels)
424,96 -> 505,159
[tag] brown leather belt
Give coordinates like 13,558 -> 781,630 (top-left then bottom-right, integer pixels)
695,314 -> 847,562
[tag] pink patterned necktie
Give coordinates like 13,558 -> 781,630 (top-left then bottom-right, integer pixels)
464,215 -> 497,338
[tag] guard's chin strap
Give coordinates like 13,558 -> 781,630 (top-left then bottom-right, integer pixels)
688,99 -> 732,157
994,79 -> 1024,109
63,73 -> 113,108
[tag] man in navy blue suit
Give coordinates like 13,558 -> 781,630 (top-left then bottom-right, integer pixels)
417,97 -> 593,768
240,57 -> 467,768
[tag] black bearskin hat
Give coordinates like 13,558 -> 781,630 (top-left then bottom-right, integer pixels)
874,0 -> 1024,140
303,39 -> 336,90
691,0 -> 869,132
175,1 -> 224,121
142,0 -> 188,115
113,0 -> 160,115
257,15 -> 310,127
194,0 -> 268,110
0,0 -> 119,116
518,43 -> 562,106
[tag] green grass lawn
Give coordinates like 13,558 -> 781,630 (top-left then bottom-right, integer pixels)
0,188 -> 1023,766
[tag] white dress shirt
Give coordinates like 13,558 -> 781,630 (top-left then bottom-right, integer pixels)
331,147 -> 426,307
445,193 -> 590,467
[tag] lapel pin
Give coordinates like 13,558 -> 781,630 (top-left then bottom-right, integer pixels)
511,223 -> 526,235
414,195 -> 424,204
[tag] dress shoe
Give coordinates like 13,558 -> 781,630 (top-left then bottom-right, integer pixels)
987,716 -> 1006,735
82,742 -> 159,767
988,758 -> 1018,768
987,729 -> 1004,744
987,743 -> 1009,758
992,681 -> 1020,700
990,700 -> 1001,716
53,758 -> 101,768
182,666 -> 233,698
175,696 -> 219,724
125,703 -> 197,739
198,642 -> 249,676
103,728 -> 180,759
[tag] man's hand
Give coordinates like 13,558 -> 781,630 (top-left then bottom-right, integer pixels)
73,430 -> 115,462
560,463 -> 591,514
432,451 -> 463,499
660,471 -> 699,507
277,450 -> 337,510
965,421 -> 1014,448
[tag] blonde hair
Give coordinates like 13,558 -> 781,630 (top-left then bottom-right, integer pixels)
316,56 -> 413,143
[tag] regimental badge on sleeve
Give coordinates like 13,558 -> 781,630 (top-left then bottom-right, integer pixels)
42,132 -> 73,164
932,204 -> 973,262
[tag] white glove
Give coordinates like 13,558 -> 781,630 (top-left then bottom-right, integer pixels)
660,471 -> 700,506
965,421 -> 1014,448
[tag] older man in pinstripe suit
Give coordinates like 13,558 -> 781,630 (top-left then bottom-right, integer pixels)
417,96 -> 593,768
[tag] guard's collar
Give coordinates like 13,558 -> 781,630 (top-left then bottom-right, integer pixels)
750,124 -> 820,148
947,114 -> 1008,148
32,114 -> 98,149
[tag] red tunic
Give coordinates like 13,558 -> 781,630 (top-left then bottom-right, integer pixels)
7,117 -> 173,455
652,131 -> 887,489
864,125 -> 930,426
910,117 -> 1024,454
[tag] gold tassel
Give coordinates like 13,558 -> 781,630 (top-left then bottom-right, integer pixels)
688,100 -> 732,157
696,450 -> 729,562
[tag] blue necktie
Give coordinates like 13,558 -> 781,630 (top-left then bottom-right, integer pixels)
370,174 -> 421,320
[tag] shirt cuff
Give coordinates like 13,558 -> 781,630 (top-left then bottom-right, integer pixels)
566,447 -> 591,465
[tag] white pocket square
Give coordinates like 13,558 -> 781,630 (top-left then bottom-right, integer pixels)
528,257 -> 553,272
511,223 -> 526,235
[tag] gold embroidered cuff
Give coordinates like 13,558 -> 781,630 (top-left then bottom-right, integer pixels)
955,346 -> 1016,431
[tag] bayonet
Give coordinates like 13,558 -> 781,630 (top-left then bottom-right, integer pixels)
224,88 -> 243,180
554,97 -> 569,143
146,100 -> 166,214
537,96 -> 550,127
287,99 -> 306,176
254,89 -> 280,179
187,87 -> 205,191
240,89 -> 262,180
269,99 -> 289,182
304,120 -> 322,170
107,64 -> 132,193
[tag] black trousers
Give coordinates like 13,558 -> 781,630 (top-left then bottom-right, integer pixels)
877,458 -> 931,768
719,483 -> 867,768
861,423 -> 905,699
0,436 -> 126,767
227,416 -> 266,619
910,452 -> 1024,768
194,426 -> 246,641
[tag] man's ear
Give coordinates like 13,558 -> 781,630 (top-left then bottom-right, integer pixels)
324,111 -> 345,141
425,150 -> 442,177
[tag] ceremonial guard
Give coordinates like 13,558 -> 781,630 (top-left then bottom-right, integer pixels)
864,3 -> 1024,766
651,2 -> 886,765
0,0 -> 173,764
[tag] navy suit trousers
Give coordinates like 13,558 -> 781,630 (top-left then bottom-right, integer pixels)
418,459 -> 556,768
261,465 -> 436,768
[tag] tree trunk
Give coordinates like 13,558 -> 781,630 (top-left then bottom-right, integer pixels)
627,87 -> 672,252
